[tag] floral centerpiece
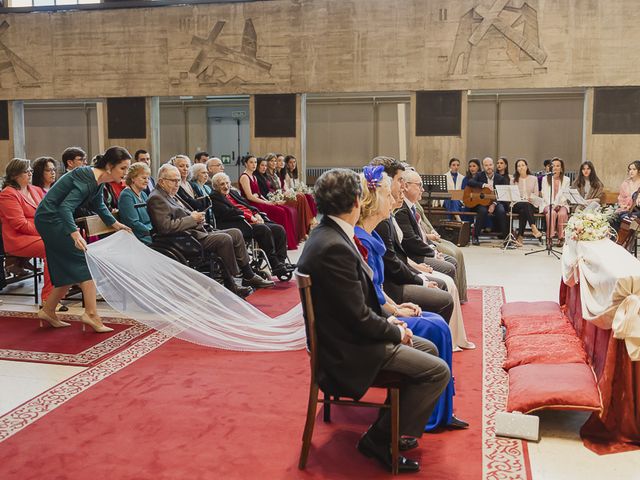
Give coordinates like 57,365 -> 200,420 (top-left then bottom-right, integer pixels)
267,189 -> 297,203
294,183 -> 313,195
564,206 -> 615,242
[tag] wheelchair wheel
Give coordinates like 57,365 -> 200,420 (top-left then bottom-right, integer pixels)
150,245 -> 188,265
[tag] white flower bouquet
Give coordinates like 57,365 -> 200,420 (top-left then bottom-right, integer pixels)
564,206 -> 615,242
267,190 -> 285,203
295,183 -> 312,195
283,189 -> 297,201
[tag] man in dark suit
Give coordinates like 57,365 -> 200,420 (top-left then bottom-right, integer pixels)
395,169 -> 457,280
466,156 -> 509,245
209,172 -> 291,278
147,164 -> 274,296
297,169 -> 450,473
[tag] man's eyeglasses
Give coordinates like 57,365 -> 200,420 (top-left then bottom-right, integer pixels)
406,181 -> 423,189
162,178 -> 181,184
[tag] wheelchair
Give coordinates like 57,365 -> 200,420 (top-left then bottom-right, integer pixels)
246,237 -> 293,282
149,231 -> 228,284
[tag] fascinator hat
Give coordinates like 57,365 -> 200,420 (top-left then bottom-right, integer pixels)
363,165 -> 385,191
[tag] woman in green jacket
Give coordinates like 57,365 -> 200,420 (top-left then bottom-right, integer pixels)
35,146 -> 132,332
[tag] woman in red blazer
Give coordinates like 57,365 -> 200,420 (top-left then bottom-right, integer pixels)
0,158 -> 53,303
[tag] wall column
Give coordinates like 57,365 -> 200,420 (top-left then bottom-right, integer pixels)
11,100 -> 25,159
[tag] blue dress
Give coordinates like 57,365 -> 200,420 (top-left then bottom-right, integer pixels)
443,172 -> 464,217
354,226 -> 454,431
118,188 -> 152,244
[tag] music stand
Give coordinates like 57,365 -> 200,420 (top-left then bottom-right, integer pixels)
420,174 -> 448,218
525,175 -> 562,259
495,185 -> 521,250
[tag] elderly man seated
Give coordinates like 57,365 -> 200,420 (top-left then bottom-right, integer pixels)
147,164 -> 274,297
209,172 -> 292,279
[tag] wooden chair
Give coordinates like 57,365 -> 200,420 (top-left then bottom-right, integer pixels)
295,270 -> 401,475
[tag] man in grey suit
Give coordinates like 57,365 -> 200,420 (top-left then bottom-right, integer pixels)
147,164 -> 274,296
297,169 -> 450,473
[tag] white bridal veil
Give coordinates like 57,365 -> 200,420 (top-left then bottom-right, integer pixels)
85,231 -> 306,351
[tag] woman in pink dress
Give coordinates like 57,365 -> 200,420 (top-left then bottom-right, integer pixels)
238,155 -> 299,250
540,157 -> 571,247
0,158 -> 54,305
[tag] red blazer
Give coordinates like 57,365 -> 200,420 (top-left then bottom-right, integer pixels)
0,185 -> 46,254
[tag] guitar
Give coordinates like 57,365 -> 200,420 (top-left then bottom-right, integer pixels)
463,186 -> 497,208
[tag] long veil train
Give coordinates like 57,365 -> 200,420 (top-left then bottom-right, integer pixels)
84,231 -> 306,351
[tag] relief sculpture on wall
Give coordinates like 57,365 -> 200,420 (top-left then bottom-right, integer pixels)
448,0 -> 548,78
0,20 -> 42,88
176,18 -> 273,87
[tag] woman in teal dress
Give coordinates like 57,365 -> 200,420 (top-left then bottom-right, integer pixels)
35,146 -> 132,332
355,166 -> 466,432
188,163 -> 215,225
118,162 -> 153,244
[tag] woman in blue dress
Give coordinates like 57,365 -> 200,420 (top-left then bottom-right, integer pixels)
118,162 -> 153,245
355,165 -> 467,431
35,146 -> 133,332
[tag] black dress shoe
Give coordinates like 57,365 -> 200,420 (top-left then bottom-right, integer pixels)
471,237 -> 480,246
357,432 -> 420,473
447,416 -> 470,430
399,437 -> 418,451
230,285 -> 253,298
243,274 -> 275,289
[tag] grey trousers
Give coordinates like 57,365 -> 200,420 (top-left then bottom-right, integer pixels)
198,228 -> 250,276
401,283 -> 454,323
374,337 -> 451,438
422,255 -> 457,281
435,239 -> 468,303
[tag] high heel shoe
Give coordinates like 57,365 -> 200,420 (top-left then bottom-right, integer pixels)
80,313 -> 114,333
37,309 -> 71,328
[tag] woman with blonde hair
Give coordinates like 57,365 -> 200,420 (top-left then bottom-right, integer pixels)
119,162 -> 153,244
354,165 -> 467,431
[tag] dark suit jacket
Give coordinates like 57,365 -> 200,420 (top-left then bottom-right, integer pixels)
374,217 -> 423,302
394,201 -> 436,263
177,185 -> 206,212
146,186 -> 209,241
209,190 -> 262,237
297,216 -> 401,400
467,171 -> 508,189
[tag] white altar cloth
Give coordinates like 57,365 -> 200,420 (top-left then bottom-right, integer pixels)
562,238 -> 640,360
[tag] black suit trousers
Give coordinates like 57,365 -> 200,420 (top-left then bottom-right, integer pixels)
252,222 -> 287,266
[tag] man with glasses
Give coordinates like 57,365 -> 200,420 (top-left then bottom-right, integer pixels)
395,169 -> 457,280
147,164 -> 274,298
206,157 -> 224,178
61,147 -> 87,174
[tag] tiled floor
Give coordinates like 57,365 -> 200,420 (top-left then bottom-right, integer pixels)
1,238 -> 639,479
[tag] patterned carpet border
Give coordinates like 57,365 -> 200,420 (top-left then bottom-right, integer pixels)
0,310 -> 152,366
0,328 -> 176,443
479,285 -> 530,479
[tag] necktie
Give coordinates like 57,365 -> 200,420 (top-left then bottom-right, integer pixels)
411,205 -> 420,224
353,235 -> 369,262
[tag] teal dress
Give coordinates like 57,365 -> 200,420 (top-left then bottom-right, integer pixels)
34,167 -> 116,287
118,187 -> 152,244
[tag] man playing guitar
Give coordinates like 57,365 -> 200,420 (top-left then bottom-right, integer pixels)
465,157 -> 509,246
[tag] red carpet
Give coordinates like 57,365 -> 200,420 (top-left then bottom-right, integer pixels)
0,286 -> 509,479
0,314 -> 151,366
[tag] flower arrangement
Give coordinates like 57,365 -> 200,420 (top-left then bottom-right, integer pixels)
267,189 -> 297,203
295,183 -> 312,195
564,206 -> 615,242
